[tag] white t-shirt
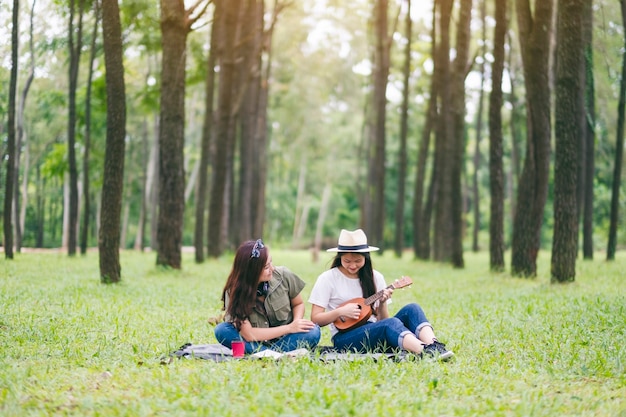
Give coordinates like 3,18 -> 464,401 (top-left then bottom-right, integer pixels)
308,267 -> 388,337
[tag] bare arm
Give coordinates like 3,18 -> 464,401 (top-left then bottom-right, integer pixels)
310,303 -> 363,327
374,288 -> 392,319
290,294 -> 305,320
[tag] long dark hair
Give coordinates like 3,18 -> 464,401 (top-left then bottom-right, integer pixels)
221,240 -> 268,330
331,252 -> 376,299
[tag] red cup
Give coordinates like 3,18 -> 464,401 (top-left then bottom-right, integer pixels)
231,340 -> 245,357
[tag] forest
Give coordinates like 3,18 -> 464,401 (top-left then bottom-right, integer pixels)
1,0 -> 625,282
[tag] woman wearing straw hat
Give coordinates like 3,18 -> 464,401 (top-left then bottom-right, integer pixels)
308,229 -> 453,360
215,239 -> 321,354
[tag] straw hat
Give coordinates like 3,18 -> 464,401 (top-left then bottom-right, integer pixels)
326,229 -> 380,253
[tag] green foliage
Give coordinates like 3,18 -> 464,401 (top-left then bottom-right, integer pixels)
1,0 -> 625,256
0,250 -> 624,416
40,142 -> 69,179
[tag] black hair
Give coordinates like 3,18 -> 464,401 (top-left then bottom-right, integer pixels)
331,252 -> 377,299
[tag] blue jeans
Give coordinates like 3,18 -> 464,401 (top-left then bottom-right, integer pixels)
332,303 -> 432,353
214,322 -> 321,353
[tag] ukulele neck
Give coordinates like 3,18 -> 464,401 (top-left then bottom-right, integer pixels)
364,284 -> 393,306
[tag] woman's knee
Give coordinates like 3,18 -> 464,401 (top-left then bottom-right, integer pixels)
302,324 -> 321,344
383,317 -> 406,334
214,322 -> 236,344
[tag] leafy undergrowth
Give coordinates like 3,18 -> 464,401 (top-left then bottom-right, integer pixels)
1,249 -> 624,416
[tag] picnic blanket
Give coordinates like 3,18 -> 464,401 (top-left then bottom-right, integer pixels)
165,343 -> 411,363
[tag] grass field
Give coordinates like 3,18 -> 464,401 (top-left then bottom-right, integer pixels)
1,248 -> 625,416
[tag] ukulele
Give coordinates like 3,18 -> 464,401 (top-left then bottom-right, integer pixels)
333,276 -> 413,332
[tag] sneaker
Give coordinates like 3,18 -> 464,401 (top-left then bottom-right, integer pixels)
423,341 -> 454,361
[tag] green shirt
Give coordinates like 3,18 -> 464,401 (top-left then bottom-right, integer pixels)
224,266 -> 305,329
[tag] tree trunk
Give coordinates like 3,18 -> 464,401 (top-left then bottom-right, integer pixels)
364,0 -> 390,250
607,0 -> 626,261
156,0 -> 190,268
67,0 -> 85,256
449,0 -> 472,269
252,0 -> 279,239
99,0 -> 126,283
149,115 -> 160,250
472,0 -> 486,253
581,0 -> 595,260
208,0 -> 240,257
489,0 -> 507,272
511,0 -> 554,277
81,0 -> 100,255
394,0 -> 411,258
14,0 -> 36,253
413,2 -> 437,260
4,0 -> 18,259
36,166 -> 44,247
194,0 -> 220,263
507,32 -> 522,226
134,118 -> 149,251
433,0 -> 453,262
551,0 -> 584,282
312,182 -> 332,263
236,0 -> 262,245
292,156 -> 307,247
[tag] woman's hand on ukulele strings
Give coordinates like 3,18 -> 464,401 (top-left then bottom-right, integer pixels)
339,303 -> 363,319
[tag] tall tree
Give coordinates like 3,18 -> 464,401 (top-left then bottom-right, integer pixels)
511,0 -> 554,277
489,0 -> 507,271
413,0 -> 438,260
433,0 -> 471,266
4,0 -> 19,259
99,0 -> 127,283
472,0 -> 486,253
208,0 -> 239,257
449,0 -> 472,268
607,0 -> 626,261
235,0 -> 263,245
67,0 -> 86,256
194,1 -> 220,263
156,0 -> 209,268
551,0 -> 584,282
581,0 -> 595,260
394,0 -> 411,258
14,0 -> 37,252
81,0 -> 101,255
432,0 -> 453,262
363,0 -> 391,249
251,0 -> 282,240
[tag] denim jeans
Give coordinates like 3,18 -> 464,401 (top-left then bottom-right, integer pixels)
332,303 -> 432,353
214,322 -> 321,353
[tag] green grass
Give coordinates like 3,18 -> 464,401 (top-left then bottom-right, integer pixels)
1,249 -> 625,416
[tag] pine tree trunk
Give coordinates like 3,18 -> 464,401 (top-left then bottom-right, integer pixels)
194,0 -> 220,262
67,0 -> 85,256
511,0 -> 554,277
581,0 -> 595,260
81,0 -> 100,255
156,0 -> 189,268
99,0 -> 127,283
607,0 -> 626,261
433,0 -> 454,262
450,0 -> 472,268
551,0 -> 584,282
4,0 -> 18,259
413,3 -> 437,260
394,0 -> 411,258
208,0 -> 240,257
489,0 -> 507,272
